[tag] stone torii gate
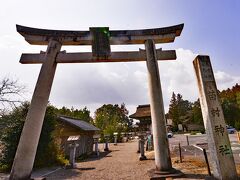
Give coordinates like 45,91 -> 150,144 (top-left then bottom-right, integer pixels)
10,24 -> 184,179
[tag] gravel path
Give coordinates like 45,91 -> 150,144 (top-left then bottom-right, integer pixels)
0,140 -> 213,179
1,138 -> 239,179
46,140 -> 155,180
0,140 -> 220,180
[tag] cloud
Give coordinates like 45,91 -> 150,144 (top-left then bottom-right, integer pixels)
49,48 -> 199,114
214,71 -> 239,90
0,35 -> 19,49
50,62 -> 149,109
1,43 -> 238,116
215,71 -> 234,83
48,48 -> 240,115
160,48 -> 198,106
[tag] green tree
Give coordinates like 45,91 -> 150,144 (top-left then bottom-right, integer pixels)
168,92 -> 192,130
0,103 -> 67,171
0,102 -> 28,169
57,106 -> 93,123
167,83 -> 240,132
94,103 -> 131,141
191,99 -> 203,125
220,83 -> 240,129
168,92 -> 179,130
34,105 -> 65,167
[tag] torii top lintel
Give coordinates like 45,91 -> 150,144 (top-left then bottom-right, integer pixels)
16,24 -> 184,45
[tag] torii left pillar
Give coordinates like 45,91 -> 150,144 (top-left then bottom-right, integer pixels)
9,40 -> 62,180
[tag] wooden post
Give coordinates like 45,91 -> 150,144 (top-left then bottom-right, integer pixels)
9,40 -> 61,180
186,135 -> 189,146
178,143 -> 182,163
203,149 -> 211,176
145,40 -> 182,179
193,55 -> 237,180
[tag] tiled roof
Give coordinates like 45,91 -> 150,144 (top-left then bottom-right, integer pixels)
59,116 -> 100,131
129,104 -> 151,119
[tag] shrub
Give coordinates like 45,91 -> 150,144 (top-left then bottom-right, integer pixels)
0,103 -> 68,172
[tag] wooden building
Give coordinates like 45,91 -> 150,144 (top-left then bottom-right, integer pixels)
130,104 -> 172,132
130,104 -> 204,133
129,104 -> 152,132
57,116 -> 100,157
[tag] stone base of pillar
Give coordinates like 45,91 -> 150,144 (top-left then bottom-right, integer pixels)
104,148 -> 109,151
65,163 -> 77,169
139,155 -> 147,161
148,168 -> 183,179
204,176 -> 215,180
66,163 -> 77,169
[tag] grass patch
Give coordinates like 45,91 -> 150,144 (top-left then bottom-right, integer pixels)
0,164 -> 10,173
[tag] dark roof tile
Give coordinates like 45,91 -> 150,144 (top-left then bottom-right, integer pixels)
59,116 -> 100,131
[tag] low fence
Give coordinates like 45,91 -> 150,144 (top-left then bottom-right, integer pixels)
173,143 -> 211,176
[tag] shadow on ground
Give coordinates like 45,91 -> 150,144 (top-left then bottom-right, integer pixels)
78,167 -> 95,171
44,168 -> 82,180
80,150 -> 112,163
183,173 -> 209,179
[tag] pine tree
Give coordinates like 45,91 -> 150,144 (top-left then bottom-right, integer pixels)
168,92 -> 179,130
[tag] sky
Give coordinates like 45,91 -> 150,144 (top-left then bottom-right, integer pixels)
0,0 -> 239,117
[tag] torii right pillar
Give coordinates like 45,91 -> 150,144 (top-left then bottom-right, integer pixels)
193,55 -> 238,180
145,39 -> 182,178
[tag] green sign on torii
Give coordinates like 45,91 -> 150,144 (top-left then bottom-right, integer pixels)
10,24 -> 184,179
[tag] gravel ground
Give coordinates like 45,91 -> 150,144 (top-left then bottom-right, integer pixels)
46,140 -> 155,180
2,139 -> 239,179
45,140 -> 211,180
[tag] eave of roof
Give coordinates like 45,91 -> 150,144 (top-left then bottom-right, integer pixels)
59,116 -> 100,131
16,23 -> 184,45
129,104 -> 151,119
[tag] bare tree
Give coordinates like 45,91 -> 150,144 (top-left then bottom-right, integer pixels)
0,77 -> 25,110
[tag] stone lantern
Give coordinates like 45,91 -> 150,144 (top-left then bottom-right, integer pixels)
93,134 -> 101,157
104,134 -> 110,151
138,132 -> 147,161
113,132 -> 118,145
67,135 -> 80,168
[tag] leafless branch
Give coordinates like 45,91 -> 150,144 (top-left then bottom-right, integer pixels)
0,77 -> 26,110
